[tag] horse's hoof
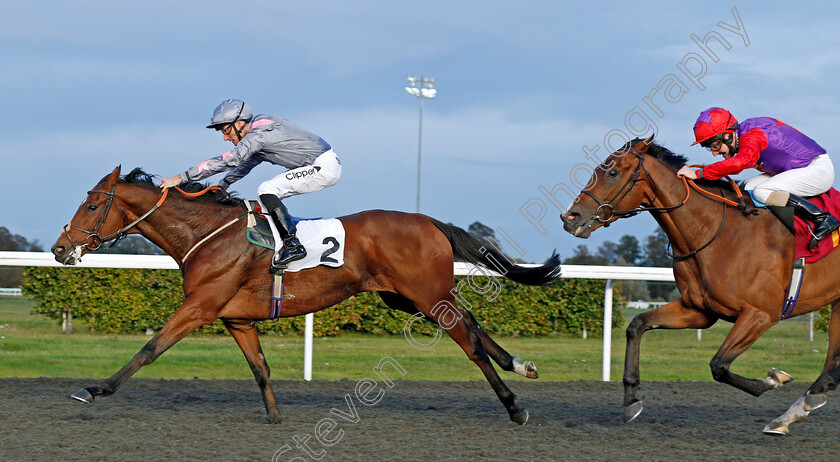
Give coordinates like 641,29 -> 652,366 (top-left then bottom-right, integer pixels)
766,368 -> 794,387
70,388 -> 94,404
762,419 -> 789,436
623,401 -> 644,423
266,413 -> 282,424
804,393 -> 828,411
523,361 -> 539,379
512,356 -> 539,379
510,409 -> 530,425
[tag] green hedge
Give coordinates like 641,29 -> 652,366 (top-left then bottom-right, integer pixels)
21,267 -> 624,337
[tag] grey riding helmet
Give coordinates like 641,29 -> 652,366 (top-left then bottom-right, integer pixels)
206,99 -> 253,129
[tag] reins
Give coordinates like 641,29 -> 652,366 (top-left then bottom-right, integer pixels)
581,150 -> 692,224
581,151 -> 759,260
64,183 -> 247,267
682,164 -> 758,216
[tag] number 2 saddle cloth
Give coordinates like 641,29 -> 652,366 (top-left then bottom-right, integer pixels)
242,200 -> 346,273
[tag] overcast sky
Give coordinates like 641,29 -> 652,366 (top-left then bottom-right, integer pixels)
3,1 -> 840,262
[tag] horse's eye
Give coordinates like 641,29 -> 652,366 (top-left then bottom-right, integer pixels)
608,169 -> 619,178
87,204 -> 98,211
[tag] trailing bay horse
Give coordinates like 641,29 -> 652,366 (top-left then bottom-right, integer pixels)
561,137 -> 840,435
51,166 -> 561,424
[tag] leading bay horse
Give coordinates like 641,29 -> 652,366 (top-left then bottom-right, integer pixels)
562,137 -> 840,435
51,166 -> 562,424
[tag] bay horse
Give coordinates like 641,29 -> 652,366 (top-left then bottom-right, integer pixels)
51,166 -> 561,424
561,137 -> 840,435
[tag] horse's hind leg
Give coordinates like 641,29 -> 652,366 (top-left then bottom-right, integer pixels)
224,320 -> 282,424
764,302 -> 840,435
461,310 -> 538,379
380,292 -> 536,378
418,295 -> 528,424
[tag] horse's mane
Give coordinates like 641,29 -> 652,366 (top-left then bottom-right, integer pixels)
624,138 -> 737,192
104,168 -> 243,206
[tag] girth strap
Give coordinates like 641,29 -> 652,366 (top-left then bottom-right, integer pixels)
181,212 -> 248,265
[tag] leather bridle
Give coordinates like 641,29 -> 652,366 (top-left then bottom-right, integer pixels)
580,150 -> 688,226
62,184 -> 170,254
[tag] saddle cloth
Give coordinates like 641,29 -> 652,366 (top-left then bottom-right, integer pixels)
749,189 -> 840,263
243,201 -> 345,272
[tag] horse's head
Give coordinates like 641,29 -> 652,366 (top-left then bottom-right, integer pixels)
562,136 -> 663,238
51,166 -> 129,264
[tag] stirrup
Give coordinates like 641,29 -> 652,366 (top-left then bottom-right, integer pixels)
275,243 -> 306,266
809,217 -> 840,249
270,255 -> 288,274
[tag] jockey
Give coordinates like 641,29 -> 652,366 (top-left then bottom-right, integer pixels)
161,99 -> 341,272
677,107 -> 839,249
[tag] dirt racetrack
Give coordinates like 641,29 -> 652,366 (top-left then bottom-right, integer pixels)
1,378 -> 838,461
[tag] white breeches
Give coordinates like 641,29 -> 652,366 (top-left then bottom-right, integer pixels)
257,150 -> 342,199
744,154 -> 834,202
256,150 -> 341,251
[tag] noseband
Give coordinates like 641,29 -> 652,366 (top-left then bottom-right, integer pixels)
580,150 -> 686,226
62,184 -> 170,253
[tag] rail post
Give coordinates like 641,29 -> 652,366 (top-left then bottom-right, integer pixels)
603,279 -> 614,381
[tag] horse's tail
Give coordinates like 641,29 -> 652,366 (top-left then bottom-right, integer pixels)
429,218 -> 561,286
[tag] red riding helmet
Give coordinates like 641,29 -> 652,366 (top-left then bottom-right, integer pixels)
692,107 -> 738,145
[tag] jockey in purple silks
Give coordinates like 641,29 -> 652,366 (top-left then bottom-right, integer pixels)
678,107 -> 839,249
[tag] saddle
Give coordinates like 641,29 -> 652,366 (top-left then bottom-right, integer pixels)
243,201 -> 314,250
752,189 -> 840,263
241,200 -> 346,320
241,201 -> 346,271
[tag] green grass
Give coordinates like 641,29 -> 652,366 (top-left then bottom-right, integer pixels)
0,297 -> 829,382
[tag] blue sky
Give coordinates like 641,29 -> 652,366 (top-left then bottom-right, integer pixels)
3,1 -> 840,262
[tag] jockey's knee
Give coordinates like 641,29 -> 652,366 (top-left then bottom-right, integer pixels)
257,182 -> 276,197
751,187 -> 773,204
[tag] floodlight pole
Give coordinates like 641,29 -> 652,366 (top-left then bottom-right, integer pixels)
405,76 -> 436,213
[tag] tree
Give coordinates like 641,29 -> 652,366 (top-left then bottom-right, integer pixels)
98,235 -> 163,255
563,244 -> 607,265
616,235 -> 641,266
642,228 -> 677,300
597,241 -> 618,263
0,226 -> 43,287
468,221 -> 495,241
642,228 -> 671,267
0,226 -> 42,252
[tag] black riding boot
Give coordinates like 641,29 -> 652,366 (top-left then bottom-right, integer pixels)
260,194 -> 307,273
787,194 -> 840,250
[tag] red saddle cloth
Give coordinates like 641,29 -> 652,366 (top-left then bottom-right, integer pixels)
794,188 -> 840,263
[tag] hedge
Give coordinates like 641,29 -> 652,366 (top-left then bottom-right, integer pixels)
21,267 -> 624,337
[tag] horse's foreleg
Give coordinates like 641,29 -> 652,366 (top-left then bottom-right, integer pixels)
224,320 -> 282,424
623,299 -> 716,422
71,298 -> 219,404
708,307 -> 781,396
765,302 -> 840,435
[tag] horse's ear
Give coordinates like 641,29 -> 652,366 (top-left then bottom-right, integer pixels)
107,165 -> 122,183
632,134 -> 656,153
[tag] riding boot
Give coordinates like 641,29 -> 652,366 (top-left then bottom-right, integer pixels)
787,194 -> 840,250
260,194 -> 307,273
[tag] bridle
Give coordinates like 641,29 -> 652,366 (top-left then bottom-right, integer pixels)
580,150 -> 689,226
62,183 -> 171,255
579,149 -> 757,260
